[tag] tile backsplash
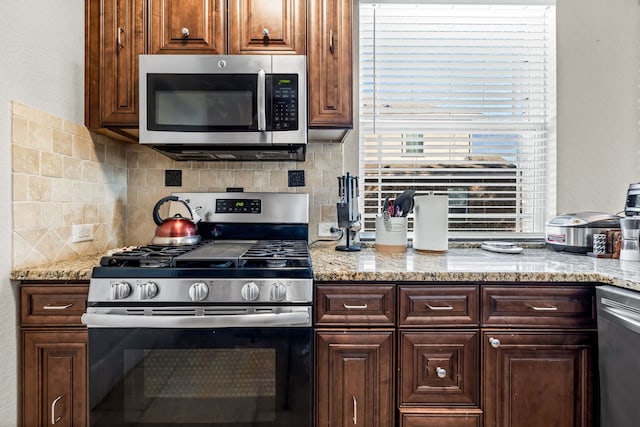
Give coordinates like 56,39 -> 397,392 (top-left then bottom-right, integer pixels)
11,102 -> 344,268
11,102 -> 127,269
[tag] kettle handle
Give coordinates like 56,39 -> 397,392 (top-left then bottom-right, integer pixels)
153,196 -> 194,225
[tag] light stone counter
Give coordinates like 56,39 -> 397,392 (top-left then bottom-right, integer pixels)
310,245 -> 640,292
9,246 -> 640,293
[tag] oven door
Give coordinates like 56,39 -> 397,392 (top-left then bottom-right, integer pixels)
88,327 -> 312,427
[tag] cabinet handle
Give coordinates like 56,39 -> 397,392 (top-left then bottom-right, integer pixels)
182,27 -> 190,38
43,303 -> 73,310
352,395 -> 357,424
51,395 -> 62,424
117,27 -> 125,49
329,28 -> 334,54
527,304 -> 558,311
343,304 -> 368,310
425,303 -> 454,311
263,28 -> 269,37
436,367 -> 447,378
489,337 -> 501,348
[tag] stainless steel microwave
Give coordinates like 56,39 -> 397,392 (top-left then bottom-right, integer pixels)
139,54 -> 307,161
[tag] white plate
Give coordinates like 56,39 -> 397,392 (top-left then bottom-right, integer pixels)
480,241 -> 524,254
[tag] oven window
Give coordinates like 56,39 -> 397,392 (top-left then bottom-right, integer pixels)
126,348 -> 276,423
89,328 -> 311,427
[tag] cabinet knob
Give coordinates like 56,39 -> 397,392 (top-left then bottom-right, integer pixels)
489,337 -> 501,348
262,28 -> 270,37
436,367 -> 447,379
182,27 -> 190,38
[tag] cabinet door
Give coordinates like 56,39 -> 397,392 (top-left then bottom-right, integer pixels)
90,0 -> 145,126
399,330 -> 479,406
149,0 -> 225,54
307,0 -> 353,128
22,331 -> 87,427
228,0 -> 305,54
483,331 -> 596,427
315,331 -> 394,427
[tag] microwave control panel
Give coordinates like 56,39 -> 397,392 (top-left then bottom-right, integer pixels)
268,74 -> 298,131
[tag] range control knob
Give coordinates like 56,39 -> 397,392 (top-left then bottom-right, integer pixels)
138,282 -> 158,300
270,282 -> 287,302
189,282 -> 209,302
241,282 -> 260,301
111,282 -> 131,300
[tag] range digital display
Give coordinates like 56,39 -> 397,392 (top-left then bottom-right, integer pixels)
215,199 -> 261,214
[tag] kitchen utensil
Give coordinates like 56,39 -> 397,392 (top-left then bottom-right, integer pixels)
336,173 -> 361,251
152,196 -> 200,245
393,190 -> 415,217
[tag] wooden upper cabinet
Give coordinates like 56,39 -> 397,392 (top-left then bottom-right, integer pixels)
86,0 -> 144,128
307,0 -> 353,128
149,0 -> 225,54
228,0 -> 306,54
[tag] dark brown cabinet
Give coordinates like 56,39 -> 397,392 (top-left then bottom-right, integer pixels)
315,283 -> 395,427
316,282 -> 598,427
85,0 -> 145,133
315,331 -> 395,427
483,331 -> 596,427
149,0 -> 226,54
19,283 -> 89,427
307,0 -> 353,128
228,0 -> 306,54
481,285 -> 597,427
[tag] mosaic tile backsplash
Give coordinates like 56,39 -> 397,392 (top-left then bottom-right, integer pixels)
11,103 -> 344,268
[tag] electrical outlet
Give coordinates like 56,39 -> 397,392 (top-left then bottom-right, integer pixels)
318,223 -> 340,237
72,224 -> 94,243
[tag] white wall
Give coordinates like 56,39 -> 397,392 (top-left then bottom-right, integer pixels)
0,0 -> 85,423
556,0 -> 640,214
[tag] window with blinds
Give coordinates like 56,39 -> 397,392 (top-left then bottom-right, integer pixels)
359,1 -> 556,238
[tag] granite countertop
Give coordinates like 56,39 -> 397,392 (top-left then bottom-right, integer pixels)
9,245 -> 640,292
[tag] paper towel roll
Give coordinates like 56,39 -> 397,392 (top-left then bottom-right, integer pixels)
413,194 -> 448,252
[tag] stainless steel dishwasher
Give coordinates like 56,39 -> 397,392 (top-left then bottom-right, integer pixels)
596,285 -> 640,427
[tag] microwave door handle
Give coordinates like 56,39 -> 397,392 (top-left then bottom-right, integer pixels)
257,69 -> 266,131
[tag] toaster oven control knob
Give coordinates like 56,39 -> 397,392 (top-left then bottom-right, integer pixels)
241,282 -> 260,301
138,282 -> 158,300
111,282 -> 131,300
270,282 -> 287,302
189,282 -> 209,302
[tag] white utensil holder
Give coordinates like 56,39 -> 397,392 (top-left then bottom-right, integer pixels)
375,216 -> 407,252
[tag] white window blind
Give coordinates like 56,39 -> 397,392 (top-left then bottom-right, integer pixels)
359,1 -> 556,237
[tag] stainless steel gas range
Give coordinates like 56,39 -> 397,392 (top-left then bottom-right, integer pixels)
83,192 -> 313,427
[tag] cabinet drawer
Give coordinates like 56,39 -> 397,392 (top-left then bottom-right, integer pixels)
315,284 -> 395,326
21,285 -> 89,326
398,286 -> 479,327
399,409 -> 482,427
481,285 -> 596,328
399,331 -> 479,406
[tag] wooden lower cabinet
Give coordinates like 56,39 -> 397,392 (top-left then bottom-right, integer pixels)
19,283 -> 88,427
21,330 -> 87,427
483,331 -> 596,427
315,330 -> 395,427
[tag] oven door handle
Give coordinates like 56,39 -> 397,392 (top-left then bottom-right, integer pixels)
81,310 -> 311,328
